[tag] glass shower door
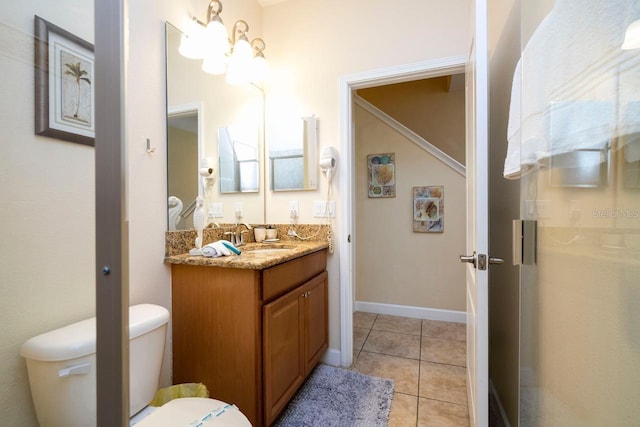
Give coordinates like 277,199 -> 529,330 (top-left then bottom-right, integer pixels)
517,0 -> 640,425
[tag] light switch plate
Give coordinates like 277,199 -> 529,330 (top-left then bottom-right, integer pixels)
313,201 -> 335,218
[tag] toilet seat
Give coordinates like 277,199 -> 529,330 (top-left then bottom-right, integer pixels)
133,397 -> 251,427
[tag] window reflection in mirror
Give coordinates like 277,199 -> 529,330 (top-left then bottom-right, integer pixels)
219,125 -> 259,193
269,115 -> 318,191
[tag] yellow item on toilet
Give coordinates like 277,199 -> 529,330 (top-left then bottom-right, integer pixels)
149,383 -> 210,407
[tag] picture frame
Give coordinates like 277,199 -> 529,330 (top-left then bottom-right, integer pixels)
367,153 -> 396,198
413,186 -> 444,233
34,15 -> 95,146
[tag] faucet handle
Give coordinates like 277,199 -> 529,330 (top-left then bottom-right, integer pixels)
239,230 -> 249,245
223,231 -> 234,243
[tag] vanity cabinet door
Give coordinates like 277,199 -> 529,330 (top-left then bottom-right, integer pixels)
263,270 -> 329,425
302,271 -> 328,376
263,286 -> 305,426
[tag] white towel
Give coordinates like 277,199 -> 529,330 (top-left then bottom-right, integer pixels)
201,245 -> 221,258
201,241 -> 232,258
504,0 -> 640,179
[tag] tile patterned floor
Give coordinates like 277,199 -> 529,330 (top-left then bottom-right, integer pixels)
351,312 -> 469,427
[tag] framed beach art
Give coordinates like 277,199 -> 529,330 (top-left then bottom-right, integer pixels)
35,15 -> 95,146
413,186 -> 444,233
367,153 -> 396,198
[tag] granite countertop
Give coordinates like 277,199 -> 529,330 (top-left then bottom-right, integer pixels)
164,241 -> 329,270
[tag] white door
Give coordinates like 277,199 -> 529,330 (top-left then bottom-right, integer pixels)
462,0 -> 489,425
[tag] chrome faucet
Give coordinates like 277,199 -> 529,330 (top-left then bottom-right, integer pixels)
224,223 -> 252,247
235,223 -> 252,246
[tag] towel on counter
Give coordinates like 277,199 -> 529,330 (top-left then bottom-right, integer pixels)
504,0 -> 640,179
201,240 -> 233,258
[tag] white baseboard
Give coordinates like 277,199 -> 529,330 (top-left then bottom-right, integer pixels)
355,301 -> 466,324
321,348 -> 342,367
489,379 -> 512,427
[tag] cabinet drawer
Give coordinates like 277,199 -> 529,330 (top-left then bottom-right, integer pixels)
262,250 -> 327,302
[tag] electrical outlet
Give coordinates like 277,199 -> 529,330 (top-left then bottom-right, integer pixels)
209,203 -> 224,218
235,202 -> 243,220
314,201 -> 335,218
289,201 -> 299,219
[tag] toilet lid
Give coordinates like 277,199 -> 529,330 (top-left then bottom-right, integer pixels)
133,398 -> 251,427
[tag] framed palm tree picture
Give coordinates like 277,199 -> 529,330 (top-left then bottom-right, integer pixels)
35,15 -> 95,146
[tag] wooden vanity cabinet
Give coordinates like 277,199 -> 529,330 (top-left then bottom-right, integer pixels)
171,249 -> 328,427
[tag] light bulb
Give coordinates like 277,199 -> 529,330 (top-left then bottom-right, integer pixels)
179,20 -> 206,59
202,55 -> 226,75
230,37 -> 253,67
206,19 -> 229,55
225,37 -> 253,85
252,55 -> 268,83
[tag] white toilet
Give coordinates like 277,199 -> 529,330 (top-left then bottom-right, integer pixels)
20,304 -> 250,427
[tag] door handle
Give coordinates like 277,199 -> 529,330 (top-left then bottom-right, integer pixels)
459,252 -> 477,268
460,252 -> 504,270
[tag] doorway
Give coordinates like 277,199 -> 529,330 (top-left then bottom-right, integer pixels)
338,55 -> 467,367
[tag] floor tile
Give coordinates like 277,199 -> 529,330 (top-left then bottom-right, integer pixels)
419,361 -> 467,406
373,314 -> 422,335
354,311 -> 377,329
363,329 -> 421,359
418,398 -> 470,427
352,351 -> 360,368
353,326 -> 369,351
389,392 -> 418,427
352,351 -> 420,395
421,337 -> 466,367
422,319 -> 466,341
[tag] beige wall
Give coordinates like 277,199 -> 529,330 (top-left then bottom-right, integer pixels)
487,0 -> 521,424
0,2 -> 95,425
263,0 -> 470,352
354,104 -> 467,311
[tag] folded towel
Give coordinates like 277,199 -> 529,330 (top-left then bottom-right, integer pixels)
201,245 -> 222,258
504,0 -> 640,179
198,240 -> 242,257
201,241 -> 232,258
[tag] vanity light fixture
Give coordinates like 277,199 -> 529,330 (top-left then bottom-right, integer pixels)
179,0 -> 268,84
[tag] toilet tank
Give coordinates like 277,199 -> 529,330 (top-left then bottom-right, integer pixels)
20,304 -> 170,427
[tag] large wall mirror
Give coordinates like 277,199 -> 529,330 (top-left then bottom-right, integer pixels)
166,22 -> 265,230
